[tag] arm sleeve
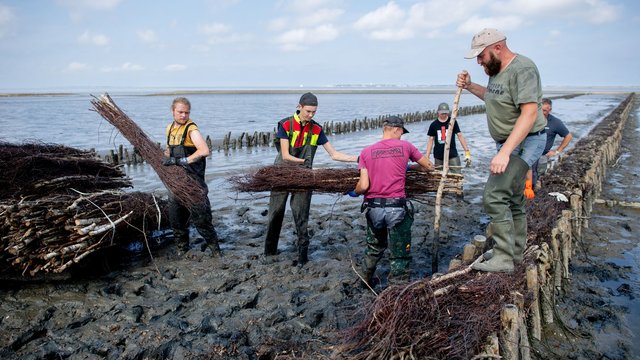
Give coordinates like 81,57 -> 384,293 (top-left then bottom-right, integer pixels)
276,122 -> 289,139
427,122 -> 437,136
453,121 -> 461,134
513,67 -> 541,105
316,129 -> 328,145
409,143 -> 423,162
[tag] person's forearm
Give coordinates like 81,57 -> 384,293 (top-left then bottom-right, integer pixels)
458,134 -> 470,152
330,152 -> 357,162
557,133 -> 573,152
465,82 -> 486,100
425,137 -> 434,159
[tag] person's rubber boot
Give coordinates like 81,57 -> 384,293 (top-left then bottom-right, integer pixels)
387,271 -> 410,287
174,232 -> 190,255
512,216 -> 527,264
297,243 -> 309,267
208,241 -> 222,258
264,236 -> 278,256
482,223 -> 494,260
205,230 -> 222,257
360,256 -> 379,289
472,221 -> 515,273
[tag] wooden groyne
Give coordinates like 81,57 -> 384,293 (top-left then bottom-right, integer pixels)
339,93 -> 636,359
97,104 -> 486,165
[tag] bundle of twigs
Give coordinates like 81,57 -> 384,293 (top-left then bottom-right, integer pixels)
0,142 -> 167,277
339,270 -> 525,359
90,93 -> 207,210
0,142 -> 130,200
1,191 -> 164,276
229,165 -> 463,196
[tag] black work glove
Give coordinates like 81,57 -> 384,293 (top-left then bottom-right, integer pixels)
303,157 -> 312,168
162,157 -> 188,166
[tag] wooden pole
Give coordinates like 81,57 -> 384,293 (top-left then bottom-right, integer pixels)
432,86 -> 463,274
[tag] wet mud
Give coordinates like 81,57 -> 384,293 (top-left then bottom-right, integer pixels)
535,104 -> 640,359
0,192 -> 481,359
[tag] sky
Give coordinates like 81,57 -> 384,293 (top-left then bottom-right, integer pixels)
0,0 -> 639,92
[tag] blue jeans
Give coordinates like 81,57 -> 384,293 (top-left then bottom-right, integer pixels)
495,133 -> 546,168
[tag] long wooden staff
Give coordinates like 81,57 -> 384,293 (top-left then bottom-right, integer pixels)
432,86 -> 463,274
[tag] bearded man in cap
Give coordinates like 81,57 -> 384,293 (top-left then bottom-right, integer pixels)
349,116 -> 433,287
264,92 -> 358,266
456,28 -> 547,273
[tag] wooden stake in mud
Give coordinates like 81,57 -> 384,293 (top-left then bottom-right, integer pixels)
432,86 -> 463,274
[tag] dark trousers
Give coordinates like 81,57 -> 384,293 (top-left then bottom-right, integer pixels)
168,193 -> 219,246
264,190 -> 312,255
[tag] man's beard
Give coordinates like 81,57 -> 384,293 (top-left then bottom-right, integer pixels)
483,52 -> 502,76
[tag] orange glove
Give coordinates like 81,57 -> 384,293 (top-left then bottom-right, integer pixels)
524,180 -> 535,200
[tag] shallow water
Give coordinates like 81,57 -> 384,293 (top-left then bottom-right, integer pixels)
1,92 -> 624,234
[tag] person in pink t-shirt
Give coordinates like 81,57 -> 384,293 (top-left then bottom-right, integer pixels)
348,116 -> 433,288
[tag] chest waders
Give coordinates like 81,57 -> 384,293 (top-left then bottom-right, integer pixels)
361,199 -> 414,287
472,155 -> 528,272
264,118 -> 318,266
166,123 -> 221,256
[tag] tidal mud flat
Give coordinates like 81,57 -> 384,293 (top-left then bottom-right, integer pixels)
0,193 -> 480,359
540,100 -> 640,359
1,94 -> 638,359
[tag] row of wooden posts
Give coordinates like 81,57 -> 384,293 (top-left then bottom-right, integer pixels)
98,104 -> 486,165
464,94 -> 635,359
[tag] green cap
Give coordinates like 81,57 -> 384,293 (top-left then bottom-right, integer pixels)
437,102 -> 450,114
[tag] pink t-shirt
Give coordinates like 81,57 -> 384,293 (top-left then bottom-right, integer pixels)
358,138 -> 423,199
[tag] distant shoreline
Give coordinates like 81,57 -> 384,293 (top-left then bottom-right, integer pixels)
1,87 -> 637,97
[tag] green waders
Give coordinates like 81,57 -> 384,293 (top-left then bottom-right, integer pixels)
473,155 -> 528,273
362,203 -> 414,286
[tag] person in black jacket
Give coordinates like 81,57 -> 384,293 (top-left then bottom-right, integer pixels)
264,92 -> 357,266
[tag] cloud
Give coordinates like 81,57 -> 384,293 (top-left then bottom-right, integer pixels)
457,15 -> 524,34
354,2 -> 405,31
199,23 -> 251,44
137,29 -> 157,44
353,1 -> 414,40
543,29 -> 562,46
490,0 -> 621,24
57,0 -> 122,21
78,30 -> 110,46
276,24 -> 339,51
164,64 -> 187,71
406,0 -> 488,29
63,62 -> 89,72
283,0 -> 343,13
100,62 -> 144,73
271,0 -> 343,50
579,0 -> 621,24
0,4 -> 16,38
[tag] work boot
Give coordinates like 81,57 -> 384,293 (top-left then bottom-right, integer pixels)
512,216 -> 527,264
359,256 -> 380,288
472,221 -> 515,273
208,242 -> 222,258
204,230 -> 223,258
296,241 -> 309,267
387,271 -> 410,287
174,231 -> 190,254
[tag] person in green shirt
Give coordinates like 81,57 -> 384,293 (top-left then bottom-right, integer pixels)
456,28 -> 546,273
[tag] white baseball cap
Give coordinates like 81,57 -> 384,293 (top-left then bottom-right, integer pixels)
465,28 -> 506,59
